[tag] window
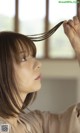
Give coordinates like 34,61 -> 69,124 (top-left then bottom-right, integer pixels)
0,0 -> 15,31
49,0 -> 76,58
19,0 -> 46,58
0,0 -> 78,59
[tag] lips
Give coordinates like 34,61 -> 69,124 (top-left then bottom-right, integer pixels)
35,75 -> 41,80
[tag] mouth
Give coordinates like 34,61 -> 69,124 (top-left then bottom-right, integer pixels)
35,75 -> 41,80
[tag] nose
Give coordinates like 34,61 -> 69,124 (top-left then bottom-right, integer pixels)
34,59 -> 42,70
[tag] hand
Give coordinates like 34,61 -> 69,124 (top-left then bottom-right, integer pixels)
63,16 -> 80,59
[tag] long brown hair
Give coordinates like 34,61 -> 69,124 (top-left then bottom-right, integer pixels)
0,31 -> 37,118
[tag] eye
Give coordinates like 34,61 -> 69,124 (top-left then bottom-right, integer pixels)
20,54 -> 28,62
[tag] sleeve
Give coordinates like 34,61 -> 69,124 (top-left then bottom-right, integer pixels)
27,110 -> 61,133
27,103 -> 80,133
32,110 -> 60,133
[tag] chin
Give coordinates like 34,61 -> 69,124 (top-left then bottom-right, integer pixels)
33,83 -> 41,92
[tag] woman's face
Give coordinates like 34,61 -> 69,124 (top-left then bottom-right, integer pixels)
13,48 -> 42,95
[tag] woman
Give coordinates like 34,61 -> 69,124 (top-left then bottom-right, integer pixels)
0,16 -> 80,133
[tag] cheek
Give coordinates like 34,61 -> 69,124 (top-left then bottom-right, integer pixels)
14,67 -> 41,93
18,70 -> 33,85
17,66 -> 32,79
15,68 -> 33,85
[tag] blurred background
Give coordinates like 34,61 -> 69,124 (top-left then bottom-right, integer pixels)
0,0 -> 80,113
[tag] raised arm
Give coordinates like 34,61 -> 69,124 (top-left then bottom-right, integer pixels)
63,16 -> 80,63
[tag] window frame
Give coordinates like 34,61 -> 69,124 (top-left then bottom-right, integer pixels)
14,0 -> 79,60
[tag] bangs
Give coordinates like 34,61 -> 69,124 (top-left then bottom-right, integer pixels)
8,33 -> 37,61
0,31 -> 36,61
16,39 -> 36,57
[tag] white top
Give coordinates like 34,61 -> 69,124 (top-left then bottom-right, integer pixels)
0,103 -> 80,133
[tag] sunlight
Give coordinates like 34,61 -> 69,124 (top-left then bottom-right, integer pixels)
0,0 -> 15,17
19,0 -> 46,20
49,0 -> 76,24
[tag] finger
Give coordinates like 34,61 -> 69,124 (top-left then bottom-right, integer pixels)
73,16 -> 80,25
67,19 -> 74,28
63,24 -> 71,37
63,22 -> 76,42
63,21 -> 74,35
73,16 -> 80,36
63,20 -> 68,30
